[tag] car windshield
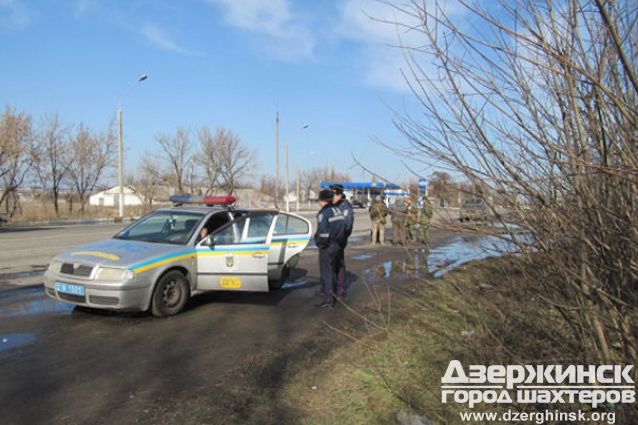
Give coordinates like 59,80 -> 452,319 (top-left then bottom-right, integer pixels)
114,211 -> 204,245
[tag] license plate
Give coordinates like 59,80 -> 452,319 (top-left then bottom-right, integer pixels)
55,282 -> 85,296
220,276 -> 241,289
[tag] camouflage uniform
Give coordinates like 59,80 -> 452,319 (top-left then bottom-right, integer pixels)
405,199 -> 418,242
419,197 -> 434,252
390,199 -> 408,245
369,199 -> 388,244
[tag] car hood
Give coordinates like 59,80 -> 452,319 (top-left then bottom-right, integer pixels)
54,239 -> 189,269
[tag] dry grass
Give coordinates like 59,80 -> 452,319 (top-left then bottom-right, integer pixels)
6,200 -> 162,222
282,257 -> 593,425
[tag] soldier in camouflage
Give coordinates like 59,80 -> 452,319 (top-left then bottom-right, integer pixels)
419,196 -> 434,253
405,197 -> 418,242
369,195 -> 388,245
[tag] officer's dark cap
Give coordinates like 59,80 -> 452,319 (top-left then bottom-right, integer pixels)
330,184 -> 345,195
319,189 -> 334,201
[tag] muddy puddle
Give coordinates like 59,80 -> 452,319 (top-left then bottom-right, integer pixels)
281,278 -> 309,289
428,235 -> 519,277
0,286 -> 73,318
351,253 -> 375,261
0,333 -> 36,354
363,235 -> 520,281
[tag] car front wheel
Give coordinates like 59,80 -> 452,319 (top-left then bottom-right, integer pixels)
151,270 -> 190,317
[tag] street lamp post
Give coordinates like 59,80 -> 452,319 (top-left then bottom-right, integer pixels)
117,74 -> 148,218
285,124 -> 309,212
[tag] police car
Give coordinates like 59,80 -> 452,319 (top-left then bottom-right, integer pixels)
43,195 -> 312,317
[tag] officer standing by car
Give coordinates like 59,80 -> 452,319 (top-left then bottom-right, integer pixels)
315,189 -> 346,308
331,184 -> 354,300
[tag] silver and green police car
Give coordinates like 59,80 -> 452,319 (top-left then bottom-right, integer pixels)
43,196 -> 312,317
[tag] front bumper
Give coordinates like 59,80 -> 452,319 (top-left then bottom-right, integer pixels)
43,271 -> 152,311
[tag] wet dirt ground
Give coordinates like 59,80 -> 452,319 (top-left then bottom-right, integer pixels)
0,225 -> 484,425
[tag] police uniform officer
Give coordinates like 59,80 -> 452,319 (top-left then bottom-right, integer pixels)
331,184 -> 354,300
315,189 -> 346,308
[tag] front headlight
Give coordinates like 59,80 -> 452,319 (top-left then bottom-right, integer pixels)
48,260 -> 62,273
95,267 -> 135,281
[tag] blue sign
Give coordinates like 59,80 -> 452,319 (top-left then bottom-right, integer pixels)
418,178 -> 427,188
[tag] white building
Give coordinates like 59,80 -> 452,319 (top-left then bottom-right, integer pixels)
283,189 -> 317,205
89,186 -> 145,207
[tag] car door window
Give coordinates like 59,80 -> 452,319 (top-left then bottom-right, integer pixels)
211,213 -> 274,245
243,214 -> 274,243
212,220 -> 245,245
285,216 -> 309,234
273,214 -> 309,236
273,215 -> 289,235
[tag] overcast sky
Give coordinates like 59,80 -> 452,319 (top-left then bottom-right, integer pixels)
0,0 -> 443,184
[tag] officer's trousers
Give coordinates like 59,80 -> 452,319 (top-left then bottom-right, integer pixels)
370,220 -> 385,244
392,222 -> 406,245
319,243 -> 340,304
336,245 -> 347,298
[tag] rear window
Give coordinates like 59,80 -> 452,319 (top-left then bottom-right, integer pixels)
274,214 -> 309,235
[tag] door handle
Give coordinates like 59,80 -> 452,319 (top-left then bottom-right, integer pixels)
288,243 -> 297,248
252,253 -> 266,259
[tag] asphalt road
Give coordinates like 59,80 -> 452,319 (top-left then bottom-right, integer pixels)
0,223 -> 125,279
0,213 -> 460,424
0,211 -> 326,287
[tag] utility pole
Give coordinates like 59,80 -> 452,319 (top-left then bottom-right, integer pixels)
275,109 -> 280,209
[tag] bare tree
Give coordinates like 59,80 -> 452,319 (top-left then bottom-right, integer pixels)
300,167 -> 351,202
196,126 -> 223,194
31,113 -> 70,216
156,127 -> 192,193
216,128 -> 257,194
67,123 -> 114,213
128,152 -> 163,210
0,106 -> 33,216
428,171 -> 453,206
387,0 -> 637,395
301,168 -> 325,202
259,174 -> 279,196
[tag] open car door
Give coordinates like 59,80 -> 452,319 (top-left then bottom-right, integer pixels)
196,211 -> 277,292
268,212 -> 312,285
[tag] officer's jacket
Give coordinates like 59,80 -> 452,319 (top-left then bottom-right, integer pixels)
369,201 -> 388,221
335,199 -> 355,237
390,202 -> 409,224
315,204 -> 346,249
420,201 -> 434,223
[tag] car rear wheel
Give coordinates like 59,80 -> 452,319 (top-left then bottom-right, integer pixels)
151,270 -> 190,317
269,264 -> 290,291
